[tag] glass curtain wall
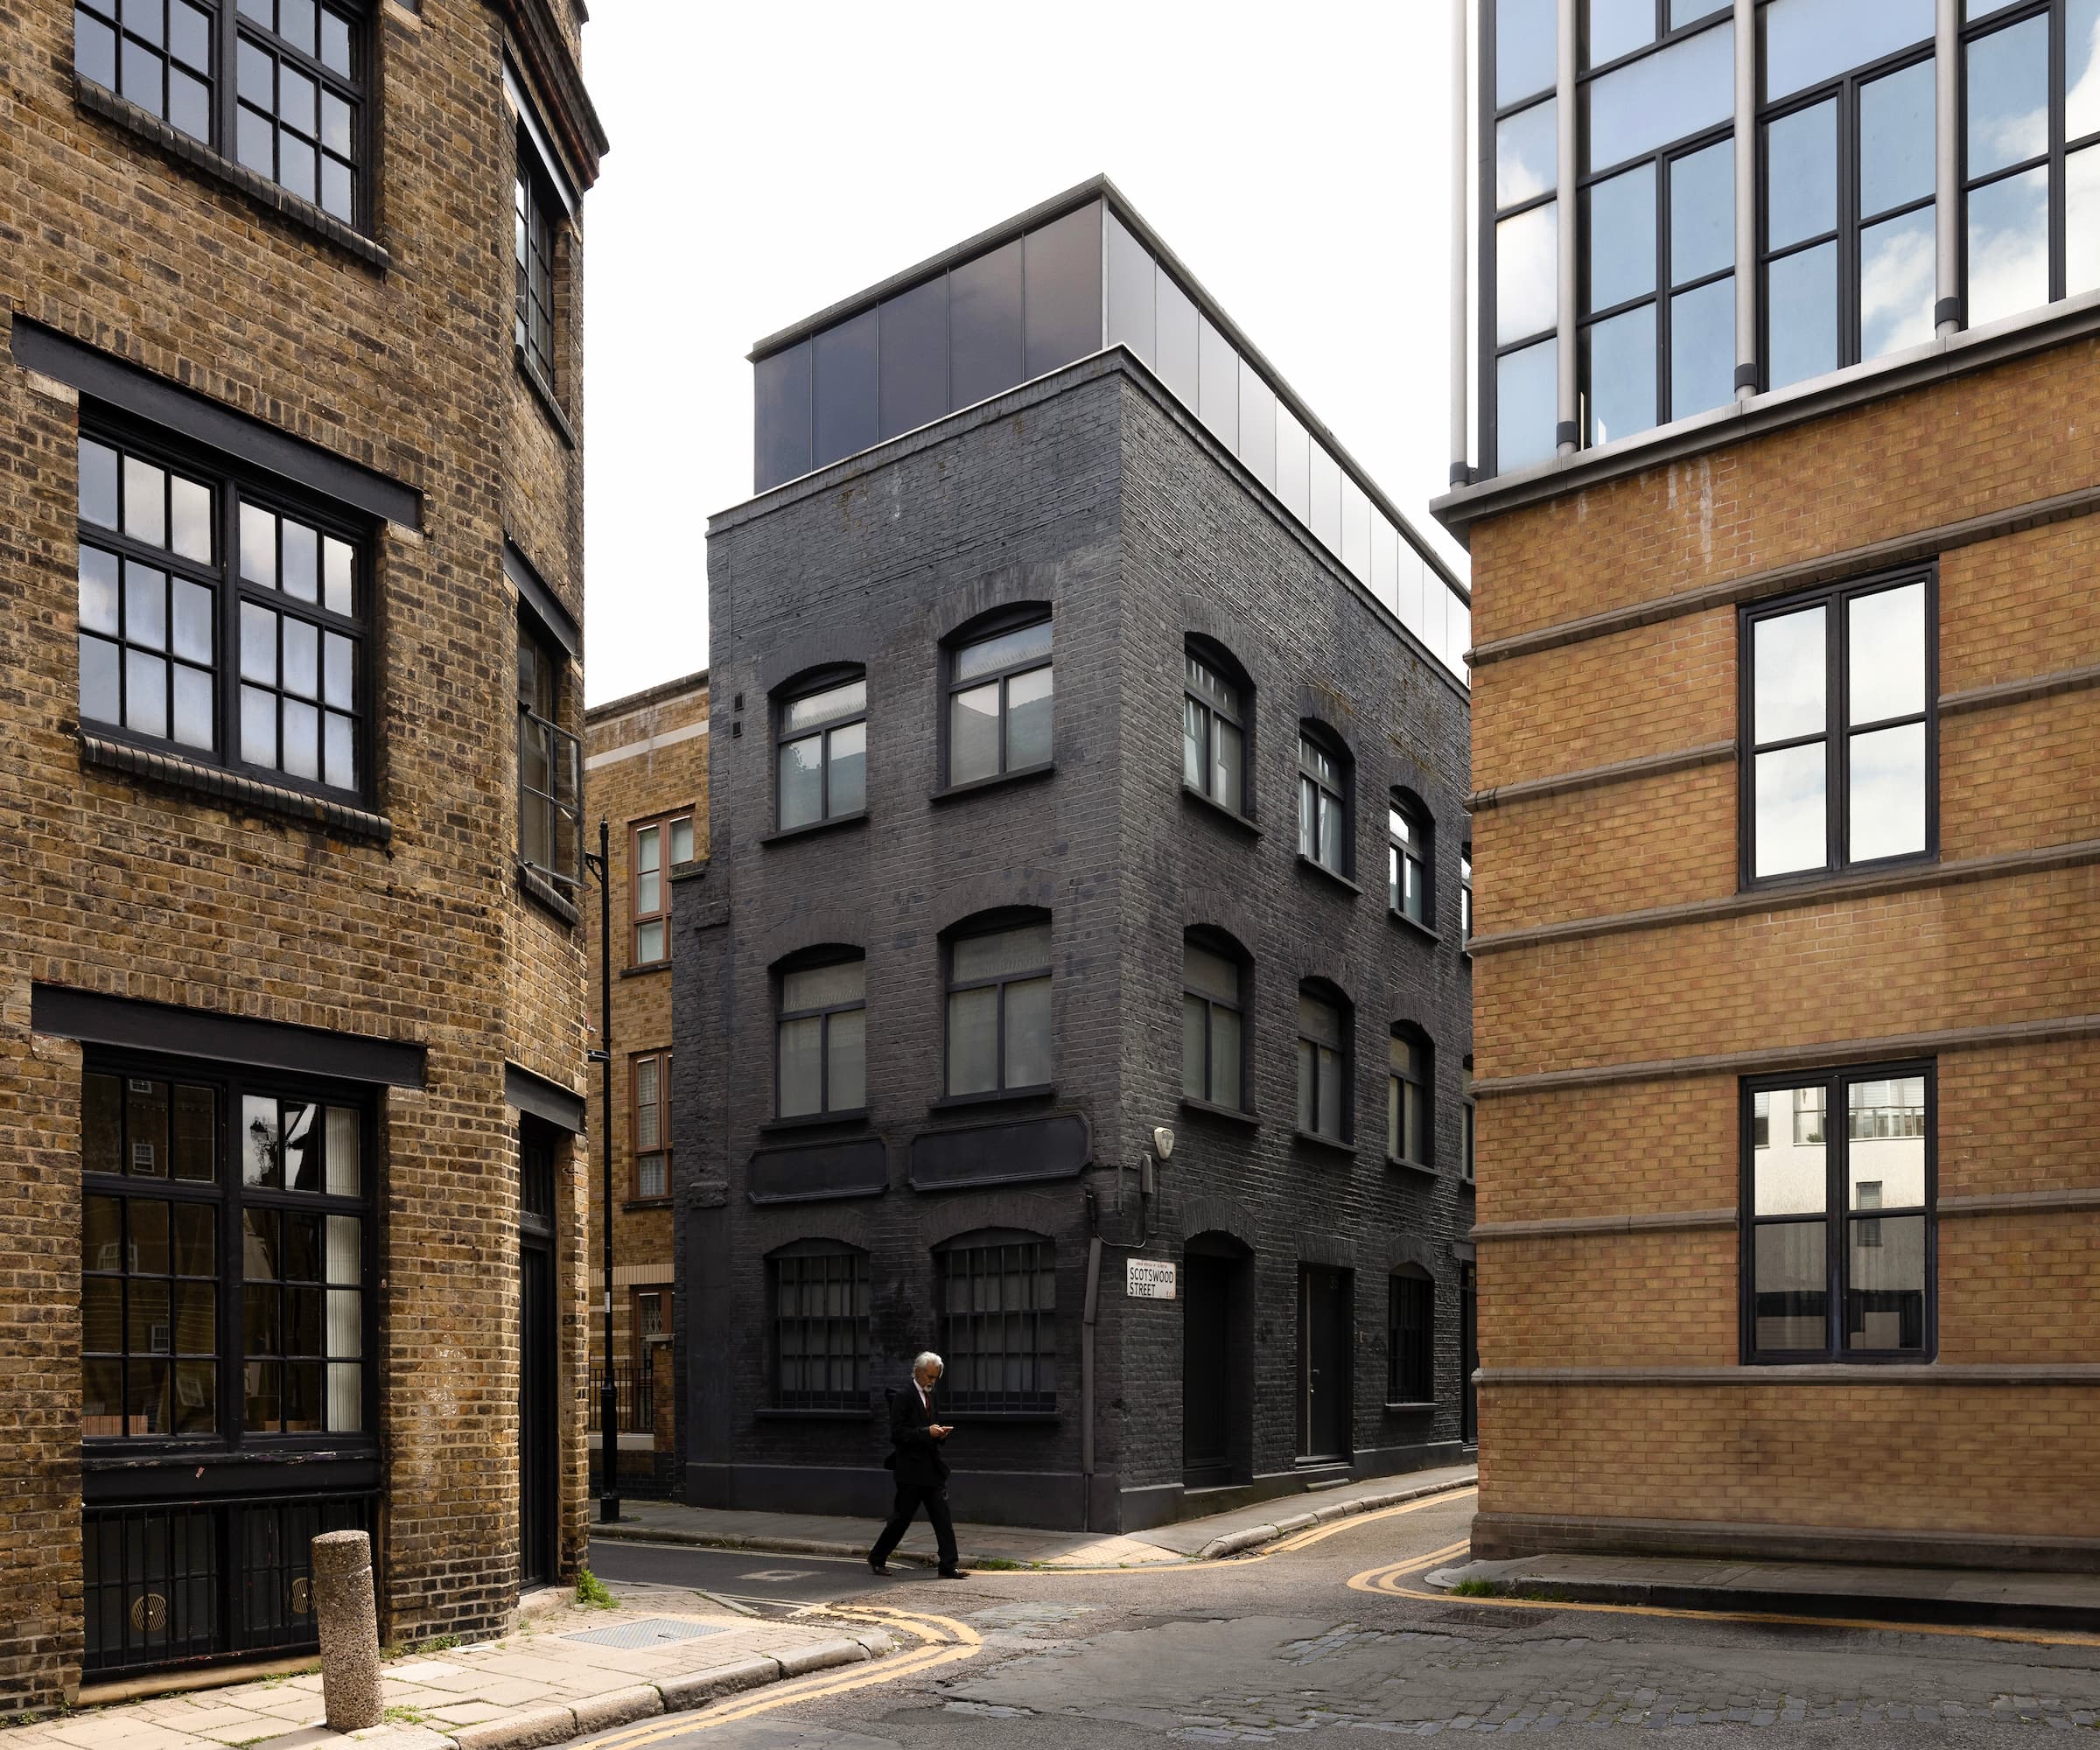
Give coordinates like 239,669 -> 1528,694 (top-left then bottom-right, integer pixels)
1490,0 -> 1561,475
754,199 -> 1473,683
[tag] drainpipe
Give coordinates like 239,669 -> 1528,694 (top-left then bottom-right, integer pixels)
1081,1236 -> 1102,1533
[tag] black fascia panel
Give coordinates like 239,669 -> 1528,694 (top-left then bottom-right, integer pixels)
907,1111 -> 1091,1192
748,1137 -> 890,1204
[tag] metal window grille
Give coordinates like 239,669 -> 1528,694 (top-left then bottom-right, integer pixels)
1387,1271 -> 1434,1403
774,1251 -> 869,1410
586,1360 -> 655,1432
938,1240 -> 1056,1412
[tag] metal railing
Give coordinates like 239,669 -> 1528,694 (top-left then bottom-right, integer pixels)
587,1361 -> 654,1433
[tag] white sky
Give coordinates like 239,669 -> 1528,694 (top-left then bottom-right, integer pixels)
580,1 -> 1466,706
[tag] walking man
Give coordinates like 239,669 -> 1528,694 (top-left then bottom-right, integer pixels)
868,1351 -> 969,1578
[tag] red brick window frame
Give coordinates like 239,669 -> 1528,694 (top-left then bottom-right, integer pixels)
629,1050 -> 670,1202
631,812 -> 695,966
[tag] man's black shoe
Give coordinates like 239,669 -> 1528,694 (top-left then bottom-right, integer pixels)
936,1568 -> 970,1579
868,1557 -> 891,1576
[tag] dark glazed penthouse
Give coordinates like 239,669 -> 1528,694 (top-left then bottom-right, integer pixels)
678,180 -> 1475,1532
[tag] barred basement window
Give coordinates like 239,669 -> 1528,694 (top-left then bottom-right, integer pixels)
1386,1267 -> 1434,1404
771,1243 -> 870,1410
936,1230 -> 1056,1412
77,429 -> 368,798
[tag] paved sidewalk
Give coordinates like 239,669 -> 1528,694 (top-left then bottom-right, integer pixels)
1428,1550 -> 2100,1632
17,1586 -> 892,1750
592,1463 -> 1479,1569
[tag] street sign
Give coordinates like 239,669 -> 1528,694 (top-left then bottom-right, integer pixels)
1126,1259 -> 1177,1300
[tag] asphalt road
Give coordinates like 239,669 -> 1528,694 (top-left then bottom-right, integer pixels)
578,1491 -> 2100,1745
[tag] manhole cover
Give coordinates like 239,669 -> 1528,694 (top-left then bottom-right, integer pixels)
566,1617 -> 731,1649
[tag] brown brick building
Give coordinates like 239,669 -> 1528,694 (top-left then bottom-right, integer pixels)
1438,0 -> 2098,1570
0,0 -> 605,1701
581,670 -> 707,1491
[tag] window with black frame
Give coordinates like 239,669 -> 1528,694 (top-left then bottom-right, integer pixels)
1742,570 -> 1934,882
1962,0 -> 2100,327
935,1230 -> 1056,1413
944,916 -> 1052,1097
776,955 -> 867,1119
1386,1267 -> 1435,1403
514,149 -> 558,390
1297,728 -> 1349,876
1460,844 -> 1474,945
1388,793 -> 1433,926
1296,984 -> 1350,1143
76,429 -> 368,799
1389,1027 -> 1433,1169
516,620 -> 582,891
776,672 -> 867,830
1488,0 -> 1562,472
1744,1065 -> 1931,1361
1760,1 -> 1938,390
74,0 -> 365,225
1180,934 -> 1246,1111
948,615 -> 1053,786
771,1242 -> 870,1410
1460,1060 -> 1477,1183
1580,0 -> 1737,443
1182,645 -> 1247,816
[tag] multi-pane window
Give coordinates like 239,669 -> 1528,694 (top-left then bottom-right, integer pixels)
776,958 -> 867,1118
631,1051 -> 669,1199
1182,648 -> 1246,814
514,157 -> 557,388
516,622 -> 583,888
1743,570 -> 1934,881
1180,938 -> 1245,1110
945,919 -> 1053,1097
773,1245 -> 870,1410
631,814 -> 693,964
1295,988 -> 1349,1141
1297,732 -> 1348,874
1744,1065 -> 1932,1361
1490,0 -> 1561,472
1760,1 -> 1937,390
78,431 -> 365,796
936,1232 -> 1056,1413
1389,1030 -> 1432,1167
948,617 -> 1053,785
1581,2 -> 1737,443
82,1061 -> 369,1441
1387,1268 -> 1435,1403
1460,846 -> 1475,944
1963,0 -> 2100,326
1388,794 -> 1432,925
74,0 -> 364,224
1461,1062 -> 1477,1182
777,675 -> 867,830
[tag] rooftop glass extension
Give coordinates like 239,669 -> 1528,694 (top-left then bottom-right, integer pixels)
749,184 -> 1472,685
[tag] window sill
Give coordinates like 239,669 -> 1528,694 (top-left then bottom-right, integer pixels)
1180,1096 -> 1259,1129
1180,784 -> 1260,838
1388,909 -> 1441,946
1387,1155 -> 1438,1180
620,960 -> 672,979
519,863 -> 581,926
80,729 -> 392,843
514,345 -> 578,449
930,762 -> 1055,806
761,810 -> 868,846
1383,1400 -> 1438,1414
757,1109 -> 871,1134
620,1197 -> 672,1213
1295,854 -> 1361,896
928,1085 -> 1057,1113
1294,1129 -> 1356,1158
1741,849 -> 1938,899
754,1407 -> 874,1421
75,75 -> 389,271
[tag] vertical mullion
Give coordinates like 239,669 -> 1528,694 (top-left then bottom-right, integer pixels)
1656,150 -> 1670,426
1828,587 -> 1845,872
2052,0 -> 2067,300
1827,1072 -> 1846,1359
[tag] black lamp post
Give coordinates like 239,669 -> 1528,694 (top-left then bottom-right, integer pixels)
583,816 -> 619,1522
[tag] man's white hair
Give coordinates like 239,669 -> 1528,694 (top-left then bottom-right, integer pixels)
913,1350 -> 944,1376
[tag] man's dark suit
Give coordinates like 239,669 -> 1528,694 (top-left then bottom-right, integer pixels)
869,1381 -> 959,1573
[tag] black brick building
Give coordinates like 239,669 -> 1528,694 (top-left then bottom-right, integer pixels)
675,180 -> 1474,1532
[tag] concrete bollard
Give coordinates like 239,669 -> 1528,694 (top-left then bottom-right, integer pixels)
312,1530 -> 384,1732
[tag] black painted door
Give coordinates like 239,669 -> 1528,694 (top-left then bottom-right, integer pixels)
518,1128 -> 557,1589
1182,1256 -> 1233,1486
1299,1265 -> 1351,1461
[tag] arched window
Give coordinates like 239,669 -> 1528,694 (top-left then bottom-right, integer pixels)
775,668 -> 867,830
947,608 -> 1053,787
1296,981 -> 1352,1142
1183,640 -> 1250,816
943,911 -> 1053,1096
1389,1026 -> 1432,1169
1181,931 -> 1248,1110
1296,724 -> 1351,876
768,1240 -> 870,1410
1386,1265 -> 1435,1404
774,950 -> 866,1118
934,1228 -> 1055,1411
1388,790 -> 1433,927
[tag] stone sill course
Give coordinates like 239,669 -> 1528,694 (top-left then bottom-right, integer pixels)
48,1585 -> 892,1747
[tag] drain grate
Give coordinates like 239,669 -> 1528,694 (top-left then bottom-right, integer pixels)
565,1616 -> 732,1650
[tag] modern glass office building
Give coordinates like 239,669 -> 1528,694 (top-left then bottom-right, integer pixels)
751,182 -> 1473,684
